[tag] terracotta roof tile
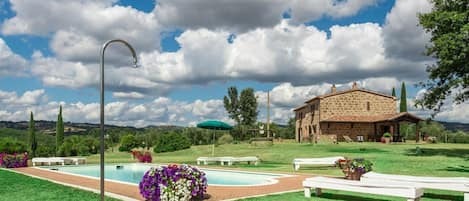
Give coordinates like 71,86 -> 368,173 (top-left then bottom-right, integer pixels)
305,88 -> 395,103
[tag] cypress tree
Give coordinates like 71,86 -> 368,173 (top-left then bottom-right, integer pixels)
56,105 -> 64,154
400,82 -> 407,112
29,112 -> 37,157
391,87 -> 396,97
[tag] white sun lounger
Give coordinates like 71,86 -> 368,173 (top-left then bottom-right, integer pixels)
197,156 -> 258,166
197,157 -> 221,165
32,157 -> 65,166
303,176 -> 423,201
62,157 -> 86,165
361,171 -> 469,200
234,156 -> 259,165
293,156 -> 344,171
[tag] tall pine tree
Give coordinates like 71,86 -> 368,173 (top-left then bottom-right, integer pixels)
239,88 -> 258,126
391,87 -> 396,97
29,112 -> 37,157
400,82 -> 407,112
56,105 -> 64,154
223,86 -> 240,125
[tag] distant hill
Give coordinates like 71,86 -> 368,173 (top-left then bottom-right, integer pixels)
438,121 -> 469,132
0,120 -> 182,135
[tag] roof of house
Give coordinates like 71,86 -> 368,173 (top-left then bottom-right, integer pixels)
293,104 -> 308,111
305,88 -> 395,104
320,112 -> 422,123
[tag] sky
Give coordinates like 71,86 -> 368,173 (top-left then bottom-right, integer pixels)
0,0 -> 468,127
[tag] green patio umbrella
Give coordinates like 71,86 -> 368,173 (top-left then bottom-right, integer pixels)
196,120 -> 233,156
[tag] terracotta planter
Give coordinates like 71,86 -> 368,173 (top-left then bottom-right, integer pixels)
342,168 -> 363,180
384,137 -> 391,144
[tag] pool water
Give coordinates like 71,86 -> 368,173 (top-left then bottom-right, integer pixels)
41,164 -> 285,186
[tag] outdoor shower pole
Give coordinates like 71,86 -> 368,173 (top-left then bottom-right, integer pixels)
99,39 -> 138,201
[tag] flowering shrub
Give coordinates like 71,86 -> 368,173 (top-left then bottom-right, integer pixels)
0,153 -> 28,168
131,150 -> 153,163
139,164 -> 207,201
336,158 -> 373,180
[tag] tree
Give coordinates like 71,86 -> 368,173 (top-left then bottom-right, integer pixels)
118,134 -> 139,152
56,105 -> 64,154
416,0 -> 469,114
28,112 -> 37,157
391,87 -> 396,97
239,88 -> 258,126
400,82 -> 407,112
223,86 -> 240,125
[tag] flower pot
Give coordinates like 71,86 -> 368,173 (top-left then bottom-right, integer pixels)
348,171 -> 363,180
384,137 -> 391,144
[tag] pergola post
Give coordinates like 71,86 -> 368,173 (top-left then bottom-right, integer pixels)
415,122 -> 420,143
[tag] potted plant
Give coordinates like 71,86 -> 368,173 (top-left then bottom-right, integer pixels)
382,132 -> 392,144
336,158 -> 373,180
139,164 -> 207,201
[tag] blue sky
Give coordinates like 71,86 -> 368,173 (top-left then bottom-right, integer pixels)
0,0 -> 467,126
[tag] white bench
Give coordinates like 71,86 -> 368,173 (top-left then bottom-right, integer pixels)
361,172 -> 469,201
32,157 -> 65,166
304,176 -> 423,201
196,157 -> 221,165
234,156 -> 259,165
62,157 -> 86,165
293,156 -> 344,171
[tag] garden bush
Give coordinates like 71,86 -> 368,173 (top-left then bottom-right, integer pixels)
217,134 -> 233,145
139,164 -> 207,201
0,153 -> 28,168
119,134 -> 140,152
57,136 -> 98,156
131,150 -> 153,163
153,132 -> 191,153
0,138 -> 27,154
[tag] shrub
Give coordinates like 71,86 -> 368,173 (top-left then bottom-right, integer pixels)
0,153 -> 28,168
383,132 -> 392,138
119,134 -> 139,152
153,132 -> 191,153
217,134 -> 233,145
131,150 -> 152,163
57,136 -> 95,156
139,164 -> 207,201
0,138 -> 27,154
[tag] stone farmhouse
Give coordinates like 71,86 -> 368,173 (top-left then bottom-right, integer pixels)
293,82 -> 422,143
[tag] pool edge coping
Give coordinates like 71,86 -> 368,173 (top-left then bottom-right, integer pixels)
34,163 -> 296,187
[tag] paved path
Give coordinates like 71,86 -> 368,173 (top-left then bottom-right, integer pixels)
13,167 -> 313,201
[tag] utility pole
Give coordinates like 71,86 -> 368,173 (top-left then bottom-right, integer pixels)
267,91 -> 270,138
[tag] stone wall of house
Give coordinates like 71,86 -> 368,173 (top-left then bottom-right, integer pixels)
319,90 -> 396,121
295,100 -> 320,142
320,122 -> 375,142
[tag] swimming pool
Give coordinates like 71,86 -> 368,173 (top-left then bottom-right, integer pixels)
39,163 -> 287,186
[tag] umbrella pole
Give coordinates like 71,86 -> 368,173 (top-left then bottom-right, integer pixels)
212,130 -> 215,156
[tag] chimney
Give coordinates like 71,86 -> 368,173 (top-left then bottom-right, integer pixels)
331,84 -> 336,93
352,82 -> 358,89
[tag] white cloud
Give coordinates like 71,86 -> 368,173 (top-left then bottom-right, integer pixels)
3,0 -> 160,63
0,38 -> 28,77
0,89 -> 47,105
112,92 -> 145,99
154,0 -> 377,32
382,0 -> 432,61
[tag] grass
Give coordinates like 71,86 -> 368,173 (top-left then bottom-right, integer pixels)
4,141 -> 467,201
85,141 -> 469,200
87,141 -> 469,177
0,169 -> 120,201
238,189 -> 464,201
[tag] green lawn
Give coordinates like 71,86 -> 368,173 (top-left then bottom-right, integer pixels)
85,142 -> 468,200
88,141 -> 469,177
0,169 -> 120,201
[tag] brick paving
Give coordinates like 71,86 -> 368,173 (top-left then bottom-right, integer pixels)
13,167 -> 312,201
